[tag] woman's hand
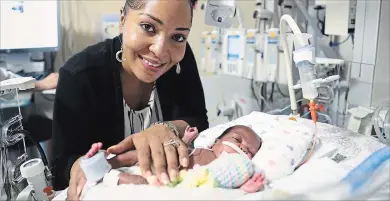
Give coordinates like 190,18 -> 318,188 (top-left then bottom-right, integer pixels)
67,158 -> 86,201
107,124 -> 189,185
35,72 -> 59,90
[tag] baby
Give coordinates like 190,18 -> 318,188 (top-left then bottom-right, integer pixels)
84,125 -> 264,193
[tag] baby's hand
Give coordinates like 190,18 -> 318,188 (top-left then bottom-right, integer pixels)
240,172 -> 266,193
182,126 -> 199,145
86,142 -> 103,159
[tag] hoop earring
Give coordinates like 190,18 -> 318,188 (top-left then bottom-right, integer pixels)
116,47 -> 126,63
176,63 -> 181,74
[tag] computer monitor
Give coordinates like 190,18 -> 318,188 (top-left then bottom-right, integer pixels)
0,0 -> 60,53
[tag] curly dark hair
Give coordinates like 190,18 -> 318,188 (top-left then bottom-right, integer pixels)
122,0 -> 198,21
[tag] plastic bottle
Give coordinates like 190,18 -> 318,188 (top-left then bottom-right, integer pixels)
293,45 -> 318,100
20,158 -> 49,201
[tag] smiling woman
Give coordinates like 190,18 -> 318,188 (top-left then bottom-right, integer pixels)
50,0 -> 208,200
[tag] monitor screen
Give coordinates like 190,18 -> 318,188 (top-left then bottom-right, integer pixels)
0,0 -> 60,52
227,35 -> 240,61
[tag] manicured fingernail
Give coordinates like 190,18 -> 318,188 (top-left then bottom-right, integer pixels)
144,171 -> 152,177
182,158 -> 188,167
146,175 -> 157,185
160,173 -> 169,184
169,169 -> 178,182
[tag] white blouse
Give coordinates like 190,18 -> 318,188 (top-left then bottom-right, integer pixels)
123,86 -> 163,137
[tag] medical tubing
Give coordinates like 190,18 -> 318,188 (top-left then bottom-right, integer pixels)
280,14 -> 307,115
342,146 -> 390,193
385,108 -> 390,143
298,124 -> 318,167
18,130 -> 49,166
373,102 -> 390,144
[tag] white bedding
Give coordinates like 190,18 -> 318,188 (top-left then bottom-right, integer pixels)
54,112 -> 388,200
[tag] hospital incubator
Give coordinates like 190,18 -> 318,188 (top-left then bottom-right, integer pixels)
0,77 -> 53,201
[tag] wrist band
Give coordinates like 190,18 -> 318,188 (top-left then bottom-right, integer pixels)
103,169 -> 121,186
151,122 -> 179,137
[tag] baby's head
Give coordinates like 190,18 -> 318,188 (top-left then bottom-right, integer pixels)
212,125 -> 262,159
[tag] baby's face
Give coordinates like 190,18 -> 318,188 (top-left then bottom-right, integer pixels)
215,126 -> 261,159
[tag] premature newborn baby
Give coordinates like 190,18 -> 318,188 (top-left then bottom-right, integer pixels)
85,125 -> 264,193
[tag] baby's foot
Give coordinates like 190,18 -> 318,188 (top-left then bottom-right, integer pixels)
85,142 -> 103,159
182,126 -> 199,145
240,173 -> 265,193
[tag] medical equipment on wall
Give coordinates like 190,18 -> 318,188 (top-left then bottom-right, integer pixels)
243,29 -> 256,79
204,0 -> 237,29
101,14 -> 120,40
264,28 -> 279,82
0,0 -> 60,52
200,29 -> 222,74
217,94 -> 258,121
200,31 -> 209,73
253,1 -> 275,83
221,29 -> 246,77
0,77 -> 53,201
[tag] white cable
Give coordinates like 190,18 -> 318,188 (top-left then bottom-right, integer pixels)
279,15 -> 306,115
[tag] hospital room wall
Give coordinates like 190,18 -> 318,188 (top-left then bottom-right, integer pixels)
53,0 -> 124,70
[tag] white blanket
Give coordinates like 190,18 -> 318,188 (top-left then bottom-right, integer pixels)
54,186 -> 246,200
53,112 -> 388,200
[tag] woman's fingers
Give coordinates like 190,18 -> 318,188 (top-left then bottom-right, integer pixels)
135,140 -> 153,179
163,143 -> 179,182
150,142 -> 169,184
108,150 -> 138,168
177,141 -> 189,168
107,135 -> 135,154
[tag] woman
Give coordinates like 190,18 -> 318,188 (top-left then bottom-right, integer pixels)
51,0 -> 208,199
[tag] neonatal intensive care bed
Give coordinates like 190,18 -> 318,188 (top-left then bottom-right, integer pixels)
54,112 -> 389,200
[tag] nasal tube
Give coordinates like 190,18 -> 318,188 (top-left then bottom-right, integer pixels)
293,45 -> 318,100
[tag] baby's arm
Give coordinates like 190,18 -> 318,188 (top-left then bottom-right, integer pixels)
118,172 -> 149,185
86,143 -> 149,185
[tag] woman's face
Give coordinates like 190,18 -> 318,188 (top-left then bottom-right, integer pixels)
120,0 -> 192,83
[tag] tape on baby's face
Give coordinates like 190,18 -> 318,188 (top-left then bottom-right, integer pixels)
221,141 -> 248,158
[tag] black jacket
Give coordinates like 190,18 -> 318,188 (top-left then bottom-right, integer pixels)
51,36 -> 208,190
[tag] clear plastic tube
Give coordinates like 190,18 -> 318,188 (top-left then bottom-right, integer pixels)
373,101 -> 390,145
